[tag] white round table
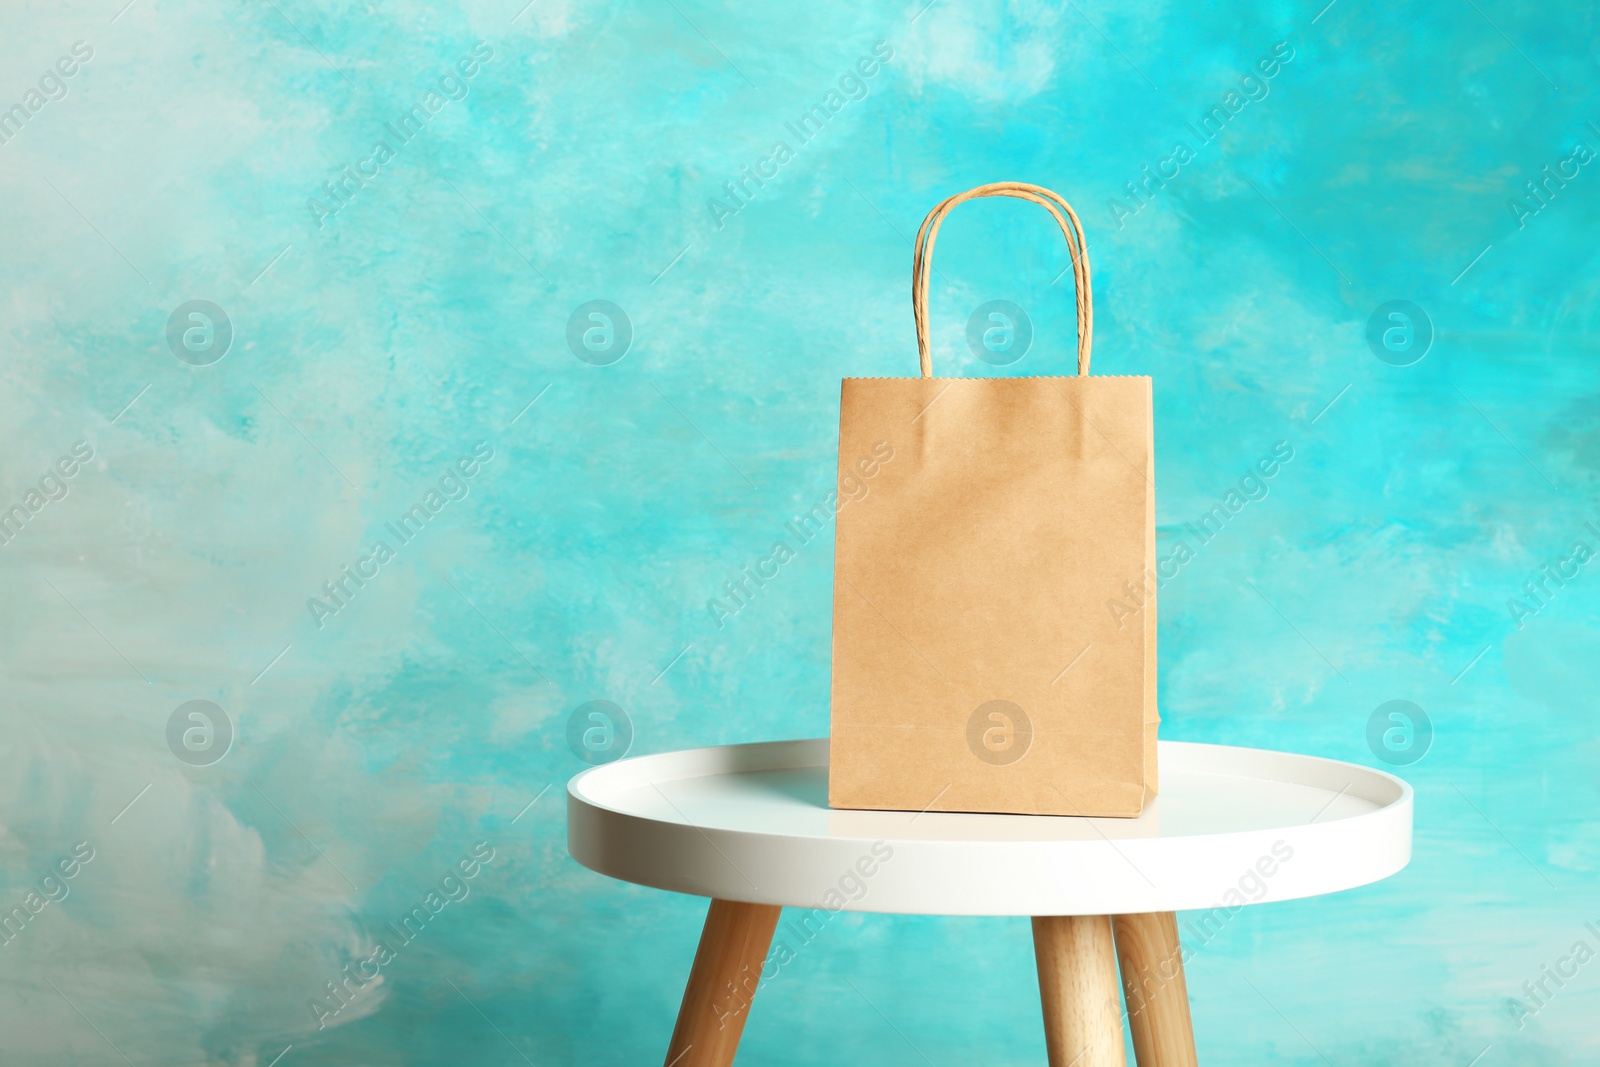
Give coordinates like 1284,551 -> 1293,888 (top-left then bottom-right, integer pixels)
567,738 -> 1412,1067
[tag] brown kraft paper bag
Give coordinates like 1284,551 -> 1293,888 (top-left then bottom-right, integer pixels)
828,181 -> 1157,818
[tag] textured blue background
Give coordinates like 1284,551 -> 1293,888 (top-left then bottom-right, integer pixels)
1,0 -> 1596,1063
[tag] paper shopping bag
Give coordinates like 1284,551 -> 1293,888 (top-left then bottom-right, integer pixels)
828,182 -> 1157,818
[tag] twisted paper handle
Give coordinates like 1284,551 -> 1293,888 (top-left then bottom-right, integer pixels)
911,182 -> 1092,378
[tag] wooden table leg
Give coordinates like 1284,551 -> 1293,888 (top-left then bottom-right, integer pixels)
1032,915 -> 1127,1067
1112,912 -> 1198,1067
663,898 -> 782,1067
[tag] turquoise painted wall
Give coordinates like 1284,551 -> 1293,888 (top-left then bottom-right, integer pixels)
2,0 -> 1596,1062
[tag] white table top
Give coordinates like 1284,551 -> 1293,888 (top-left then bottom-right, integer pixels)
566,739 -> 1412,916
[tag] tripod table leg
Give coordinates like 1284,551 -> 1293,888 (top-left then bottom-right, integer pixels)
1032,914 -> 1128,1067
663,898 -> 781,1067
1112,911 -> 1199,1066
